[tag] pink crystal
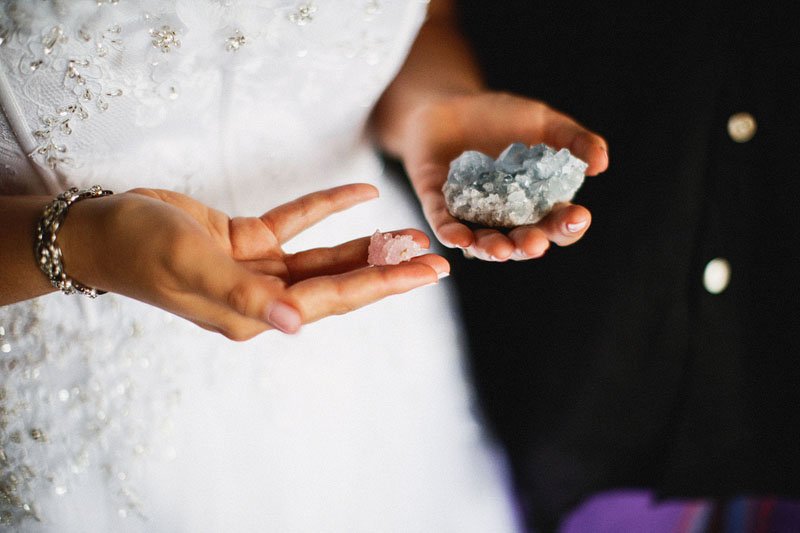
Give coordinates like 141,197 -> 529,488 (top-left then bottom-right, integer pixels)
367,230 -> 424,266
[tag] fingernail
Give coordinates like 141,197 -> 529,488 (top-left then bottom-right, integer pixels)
511,250 -> 527,261
265,301 -> 301,334
599,144 -> 609,165
429,259 -> 450,278
566,220 -> 588,233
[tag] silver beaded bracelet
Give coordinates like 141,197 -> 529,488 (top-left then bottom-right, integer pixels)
34,185 -> 114,298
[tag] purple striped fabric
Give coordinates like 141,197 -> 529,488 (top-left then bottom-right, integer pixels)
560,491 -> 800,533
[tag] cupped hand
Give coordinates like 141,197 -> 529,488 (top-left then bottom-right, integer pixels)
59,184 -> 448,340
403,92 -> 609,261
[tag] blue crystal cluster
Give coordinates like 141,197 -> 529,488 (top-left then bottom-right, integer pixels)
443,143 -> 588,227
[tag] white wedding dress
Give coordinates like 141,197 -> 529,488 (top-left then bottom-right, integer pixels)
0,1 -> 517,531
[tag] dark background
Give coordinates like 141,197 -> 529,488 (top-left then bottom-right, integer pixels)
448,2 -> 800,530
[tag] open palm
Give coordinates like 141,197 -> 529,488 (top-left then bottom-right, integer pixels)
403,92 -> 609,261
66,184 -> 447,339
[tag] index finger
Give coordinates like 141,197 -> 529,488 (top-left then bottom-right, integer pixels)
260,183 -> 379,244
457,96 -> 609,176
541,109 -> 609,176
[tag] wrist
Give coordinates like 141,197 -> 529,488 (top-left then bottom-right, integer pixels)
52,188 -> 115,295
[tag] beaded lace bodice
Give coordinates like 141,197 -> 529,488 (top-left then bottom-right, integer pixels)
0,0 -> 426,208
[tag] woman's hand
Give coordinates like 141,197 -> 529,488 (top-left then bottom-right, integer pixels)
402,92 -> 609,261
58,184 -> 448,340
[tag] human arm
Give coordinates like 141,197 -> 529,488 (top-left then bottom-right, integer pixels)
0,184 -> 448,338
0,195 -> 60,302
370,0 -> 609,261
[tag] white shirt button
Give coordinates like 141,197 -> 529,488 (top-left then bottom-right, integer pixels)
703,258 -> 731,294
727,112 -> 757,143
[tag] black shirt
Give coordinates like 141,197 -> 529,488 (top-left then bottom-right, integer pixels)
454,2 -> 800,530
